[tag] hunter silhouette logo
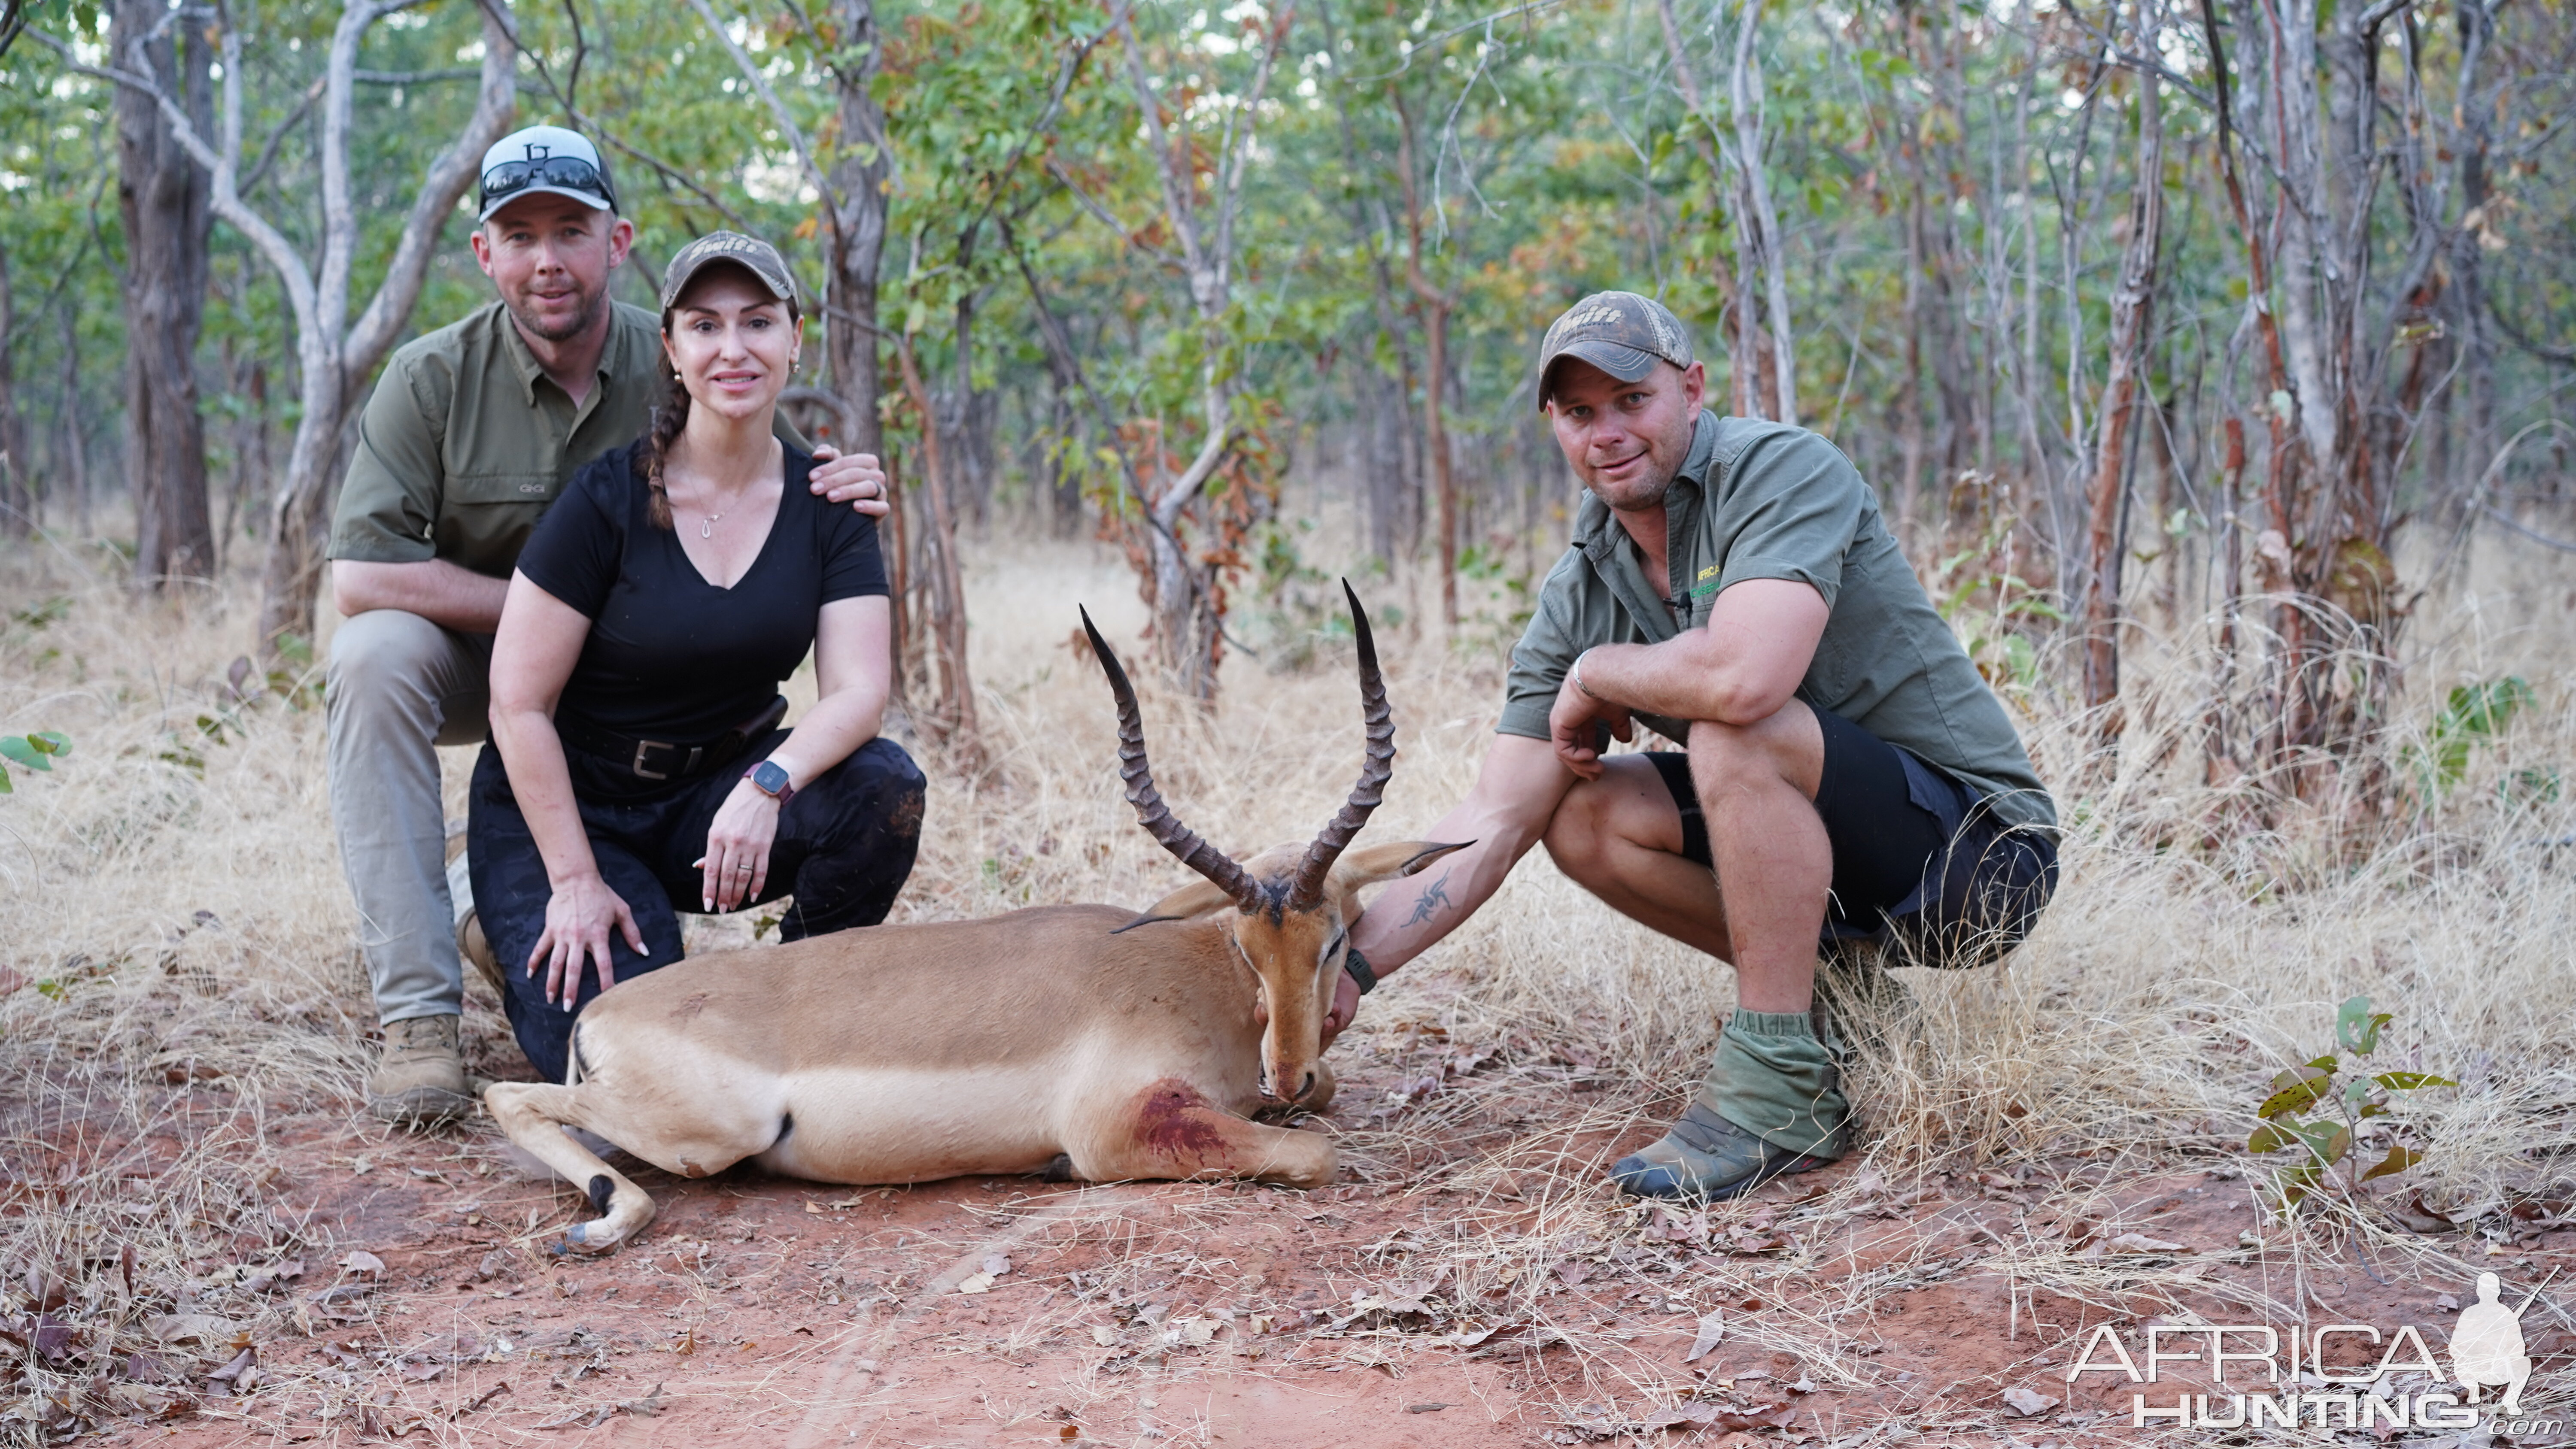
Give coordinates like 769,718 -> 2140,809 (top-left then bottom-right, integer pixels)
2451,1270 -> 2550,1413
2064,1269 -> 2561,1431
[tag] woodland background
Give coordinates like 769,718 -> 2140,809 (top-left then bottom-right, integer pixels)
3,0 -> 2572,788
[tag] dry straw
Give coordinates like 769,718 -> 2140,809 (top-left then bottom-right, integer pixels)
2,524 -> 2570,1439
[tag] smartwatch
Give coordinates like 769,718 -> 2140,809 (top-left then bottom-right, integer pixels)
1343,946 -> 1378,996
746,759 -> 796,805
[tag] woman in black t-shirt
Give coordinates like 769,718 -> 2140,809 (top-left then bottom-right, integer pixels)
470,232 -> 925,1083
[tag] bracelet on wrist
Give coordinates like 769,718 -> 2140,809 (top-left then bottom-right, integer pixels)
1570,648 -> 1599,699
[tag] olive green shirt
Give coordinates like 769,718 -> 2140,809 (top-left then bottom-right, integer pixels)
328,299 -> 802,577
1502,412 -> 2056,830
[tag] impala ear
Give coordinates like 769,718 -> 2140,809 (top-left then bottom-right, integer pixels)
1142,878 -> 1241,922
1327,839 -> 1473,892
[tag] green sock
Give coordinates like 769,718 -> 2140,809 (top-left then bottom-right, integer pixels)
1694,1008 -> 1851,1156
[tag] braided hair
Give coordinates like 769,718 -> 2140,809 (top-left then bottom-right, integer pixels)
634,361 -> 690,531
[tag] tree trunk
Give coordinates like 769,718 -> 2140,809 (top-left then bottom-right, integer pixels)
893,338 -> 983,771
0,241 -> 28,538
59,305 -> 89,537
2080,54 -> 2164,727
112,0 -> 217,589
1729,0 -> 1795,426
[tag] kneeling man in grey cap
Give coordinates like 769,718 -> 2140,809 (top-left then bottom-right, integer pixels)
325,124 -> 888,1122
1336,292 -> 2060,1200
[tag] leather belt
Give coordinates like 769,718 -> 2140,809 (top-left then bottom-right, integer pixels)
554,695 -> 789,782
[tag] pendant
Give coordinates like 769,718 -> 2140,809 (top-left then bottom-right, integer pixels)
701,517 -> 716,539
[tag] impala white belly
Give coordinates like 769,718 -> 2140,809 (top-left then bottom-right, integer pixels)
749,1062 -> 1073,1185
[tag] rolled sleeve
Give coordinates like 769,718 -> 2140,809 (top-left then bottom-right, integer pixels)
1498,554 -> 1588,740
328,356 -> 447,565
1713,430 -> 1865,608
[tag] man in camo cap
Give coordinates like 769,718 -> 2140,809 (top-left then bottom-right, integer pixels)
1336,290 -> 2060,1200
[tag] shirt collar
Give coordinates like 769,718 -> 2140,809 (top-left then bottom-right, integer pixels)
493,299 -> 628,408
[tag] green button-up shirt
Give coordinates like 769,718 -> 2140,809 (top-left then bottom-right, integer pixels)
328,299 -> 801,577
1501,411 -> 2056,830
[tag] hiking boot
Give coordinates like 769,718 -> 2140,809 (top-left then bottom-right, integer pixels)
368,1015 -> 477,1125
1608,1101 -> 1849,1202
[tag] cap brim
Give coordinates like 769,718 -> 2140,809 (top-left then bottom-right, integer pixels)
1538,340 -> 1659,408
479,184 -> 613,224
659,256 -> 798,313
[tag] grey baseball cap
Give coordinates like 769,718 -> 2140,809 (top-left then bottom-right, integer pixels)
659,231 -> 801,318
1536,291 -> 1695,408
477,125 -> 615,222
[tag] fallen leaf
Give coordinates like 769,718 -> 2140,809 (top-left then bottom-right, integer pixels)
955,1272 -> 995,1295
400,1358 -> 444,1382
341,1250 -> 386,1276
982,1253 -> 1012,1277
1090,1325 -> 1118,1347
2002,1386 -> 2058,1417
1684,1310 -> 1725,1362
205,1348 -> 256,1383
1174,1318 -> 1217,1347
147,1313 -> 240,1345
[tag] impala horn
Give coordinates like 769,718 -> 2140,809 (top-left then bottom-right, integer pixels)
1284,580 -> 1395,913
1082,606 -> 1261,912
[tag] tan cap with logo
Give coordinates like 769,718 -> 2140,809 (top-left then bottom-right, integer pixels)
1536,291 -> 1695,409
659,231 -> 801,318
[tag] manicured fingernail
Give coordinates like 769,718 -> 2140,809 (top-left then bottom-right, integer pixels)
639,943 -> 650,955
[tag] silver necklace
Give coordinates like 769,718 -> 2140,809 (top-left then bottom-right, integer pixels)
698,510 -> 722,539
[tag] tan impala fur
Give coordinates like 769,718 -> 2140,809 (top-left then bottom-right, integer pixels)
483,587 -> 1459,1251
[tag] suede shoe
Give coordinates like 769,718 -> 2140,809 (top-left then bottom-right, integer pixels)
1609,1102 -> 1849,1202
367,1015 -> 477,1125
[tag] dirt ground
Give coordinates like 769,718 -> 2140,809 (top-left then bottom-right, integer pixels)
36,975 -> 2569,1449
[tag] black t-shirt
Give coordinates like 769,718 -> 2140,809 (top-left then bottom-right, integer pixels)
514,439 -> 888,742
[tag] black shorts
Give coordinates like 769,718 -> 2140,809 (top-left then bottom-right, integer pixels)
1642,708 -> 2057,967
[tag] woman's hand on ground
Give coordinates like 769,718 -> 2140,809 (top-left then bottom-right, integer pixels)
696,779 -> 782,912
529,872 -> 647,1009
807,446 -> 890,518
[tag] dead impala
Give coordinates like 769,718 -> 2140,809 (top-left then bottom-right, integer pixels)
482,585 -> 1461,1250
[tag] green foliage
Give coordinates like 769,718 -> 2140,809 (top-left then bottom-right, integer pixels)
2407,677 -> 2536,797
0,729 -> 70,794
2245,995 -> 2455,1218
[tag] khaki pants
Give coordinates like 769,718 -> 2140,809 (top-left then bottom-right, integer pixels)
325,610 -> 492,1025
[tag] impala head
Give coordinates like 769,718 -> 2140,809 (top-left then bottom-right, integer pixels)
1083,584 -> 1466,1106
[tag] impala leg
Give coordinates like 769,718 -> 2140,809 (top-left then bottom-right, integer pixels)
1074,1077 -> 1339,1189
483,1083 -> 657,1251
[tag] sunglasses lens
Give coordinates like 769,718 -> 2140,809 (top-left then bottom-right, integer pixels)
480,157 -> 613,209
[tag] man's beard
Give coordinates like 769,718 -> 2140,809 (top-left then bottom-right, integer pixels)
506,282 -> 604,344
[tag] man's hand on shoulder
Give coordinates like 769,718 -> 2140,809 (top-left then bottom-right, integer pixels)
1548,652 -> 1634,780
808,446 -> 890,518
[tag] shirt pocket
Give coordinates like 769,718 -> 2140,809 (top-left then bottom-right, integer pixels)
437,473 -> 557,575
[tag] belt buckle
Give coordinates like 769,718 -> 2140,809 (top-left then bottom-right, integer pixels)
631,740 -> 674,780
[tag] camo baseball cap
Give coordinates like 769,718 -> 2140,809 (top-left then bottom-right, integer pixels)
1536,291 -> 1695,408
659,230 -> 801,318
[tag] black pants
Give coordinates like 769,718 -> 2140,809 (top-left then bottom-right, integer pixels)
1644,706 -> 2057,967
467,731 -> 926,1082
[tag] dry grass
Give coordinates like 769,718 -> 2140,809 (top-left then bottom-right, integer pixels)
2,517 -> 2573,1441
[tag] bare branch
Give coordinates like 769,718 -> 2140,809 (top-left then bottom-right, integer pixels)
342,0 -> 517,382
686,0 -> 837,209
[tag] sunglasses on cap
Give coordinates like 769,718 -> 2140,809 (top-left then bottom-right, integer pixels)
479,155 -> 616,213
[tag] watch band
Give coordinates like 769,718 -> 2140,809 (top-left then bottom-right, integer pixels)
744,761 -> 796,806
1343,947 -> 1378,996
